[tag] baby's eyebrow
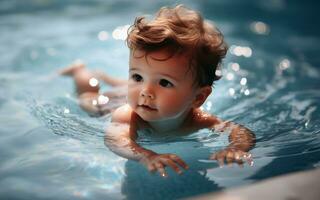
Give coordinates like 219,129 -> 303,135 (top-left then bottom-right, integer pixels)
129,68 -> 139,72
159,73 -> 180,82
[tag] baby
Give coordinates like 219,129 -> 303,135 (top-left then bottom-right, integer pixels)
60,5 -> 255,177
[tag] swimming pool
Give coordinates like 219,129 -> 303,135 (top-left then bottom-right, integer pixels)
0,0 -> 319,199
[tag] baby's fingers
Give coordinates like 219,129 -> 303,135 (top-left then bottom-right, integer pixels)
147,163 -> 157,173
155,162 -> 167,177
160,159 -> 182,174
226,151 -> 236,165
232,152 -> 253,167
169,154 -> 189,169
211,151 -> 227,167
243,153 -> 254,166
234,152 -> 244,167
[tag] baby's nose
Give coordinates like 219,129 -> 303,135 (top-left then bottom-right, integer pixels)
140,89 -> 155,99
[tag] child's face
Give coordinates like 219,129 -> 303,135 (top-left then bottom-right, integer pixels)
128,48 -> 201,122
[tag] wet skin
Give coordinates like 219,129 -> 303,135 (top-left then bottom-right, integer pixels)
105,49 -> 255,177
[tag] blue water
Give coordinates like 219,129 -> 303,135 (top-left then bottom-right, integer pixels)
1,0 -> 319,199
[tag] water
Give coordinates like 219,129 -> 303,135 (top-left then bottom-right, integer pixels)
1,0 -> 319,199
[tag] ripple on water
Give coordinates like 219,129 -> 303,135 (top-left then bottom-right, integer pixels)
28,97 -> 109,145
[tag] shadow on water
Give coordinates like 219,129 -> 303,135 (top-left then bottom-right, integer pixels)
119,137 -> 224,199
121,160 -> 221,200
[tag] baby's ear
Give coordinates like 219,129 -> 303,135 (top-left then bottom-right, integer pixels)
192,86 -> 212,108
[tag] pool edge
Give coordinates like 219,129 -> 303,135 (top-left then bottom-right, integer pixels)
187,168 -> 320,200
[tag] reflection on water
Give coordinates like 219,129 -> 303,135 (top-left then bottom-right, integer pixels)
0,0 -> 320,199
250,21 -> 270,35
112,25 -> 131,40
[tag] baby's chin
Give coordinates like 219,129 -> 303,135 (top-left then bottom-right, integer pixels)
138,112 -> 183,123
135,110 -> 176,122
132,104 -> 184,122
136,111 -> 161,122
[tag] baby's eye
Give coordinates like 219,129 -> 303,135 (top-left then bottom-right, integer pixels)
159,79 -> 174,88
131,74 -> 143,82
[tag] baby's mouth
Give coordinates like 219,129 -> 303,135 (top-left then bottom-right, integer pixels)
138,104 -> 157,111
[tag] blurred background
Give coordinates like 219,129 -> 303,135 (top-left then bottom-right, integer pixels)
0,0 -> 319,199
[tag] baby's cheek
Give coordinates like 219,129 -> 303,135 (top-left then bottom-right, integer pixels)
161,99 -> 185,114
127,91 -> 137,105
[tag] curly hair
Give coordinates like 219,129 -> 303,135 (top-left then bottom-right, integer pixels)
126,5 -> 228,87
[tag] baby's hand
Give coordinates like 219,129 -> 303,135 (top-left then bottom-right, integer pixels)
140,153 -> 189,177
210,148 -> 253,167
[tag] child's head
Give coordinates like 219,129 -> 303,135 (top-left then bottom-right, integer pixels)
127,4 -> 228,87
128,48 -> 203,121
125,5 -> 227,122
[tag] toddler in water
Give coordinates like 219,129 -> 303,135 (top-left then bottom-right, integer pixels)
60,5 -> 255,177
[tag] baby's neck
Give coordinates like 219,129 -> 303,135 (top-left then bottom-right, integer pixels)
147,109 -> 192,133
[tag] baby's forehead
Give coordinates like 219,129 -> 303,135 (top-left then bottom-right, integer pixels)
130,50 -> 189,70
129,48 -> 199,82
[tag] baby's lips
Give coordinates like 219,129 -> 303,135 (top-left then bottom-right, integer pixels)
139,104 -> 157,110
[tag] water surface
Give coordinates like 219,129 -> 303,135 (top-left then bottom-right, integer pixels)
0,0 -> 319,199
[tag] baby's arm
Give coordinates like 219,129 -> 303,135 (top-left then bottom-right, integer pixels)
210,119 -> 256,166
104,105 -> 188,177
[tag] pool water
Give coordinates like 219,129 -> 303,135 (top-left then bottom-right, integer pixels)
0,0 -> 319,199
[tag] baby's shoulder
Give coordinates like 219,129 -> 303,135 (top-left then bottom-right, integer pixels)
111,104 -> 134,124
192,109 -> 223,129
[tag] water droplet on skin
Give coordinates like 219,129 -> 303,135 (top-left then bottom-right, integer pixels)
92,99 -> 97,106
89,78 -> 99,87
98,95 -> 109,105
